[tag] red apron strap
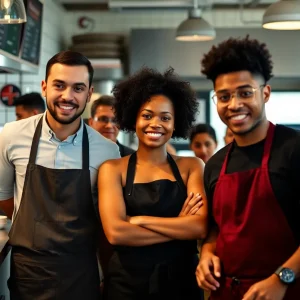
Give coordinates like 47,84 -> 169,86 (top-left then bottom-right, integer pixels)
219,143 -> 233,176
261,122 -> 275,168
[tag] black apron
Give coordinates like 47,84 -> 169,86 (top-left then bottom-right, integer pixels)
104,152 -> 203,300
7,117 -> 101,300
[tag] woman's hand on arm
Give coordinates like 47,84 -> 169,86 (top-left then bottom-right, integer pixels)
128,157 -> 208,240
98,160 -> 173,246
179,192 -> 203,217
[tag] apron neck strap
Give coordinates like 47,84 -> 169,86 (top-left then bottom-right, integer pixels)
29,116 -> 90,169
125,152 -> 137,196
220,143 -> 232,176
167,153 -> 186,194
29,117 -> 43,164
82,124 -> 89,169
261,122 -> 275,168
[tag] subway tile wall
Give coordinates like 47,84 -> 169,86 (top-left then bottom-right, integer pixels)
0,0 -> 65,126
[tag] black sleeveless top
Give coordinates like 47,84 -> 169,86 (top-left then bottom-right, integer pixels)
115,152 -> 197,266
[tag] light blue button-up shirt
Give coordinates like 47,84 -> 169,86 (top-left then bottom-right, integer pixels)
0,113 -> 120,219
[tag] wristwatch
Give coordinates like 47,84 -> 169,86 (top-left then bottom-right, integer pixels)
275,267 -> 295,284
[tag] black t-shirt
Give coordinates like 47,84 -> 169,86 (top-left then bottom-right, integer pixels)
204,124 -> 300,243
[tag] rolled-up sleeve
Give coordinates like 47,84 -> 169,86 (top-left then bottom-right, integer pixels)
0,125 -> 15,200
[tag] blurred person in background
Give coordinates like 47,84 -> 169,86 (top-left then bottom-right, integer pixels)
190,124 -> 218,163
15,92 -> 46,120
89,95 -> 134,157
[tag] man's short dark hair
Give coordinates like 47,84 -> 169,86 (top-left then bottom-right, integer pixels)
45,50 -> 94,87
190,123 -> 217,144
201,35 -> 273,84
14,93 -> 46,113
90,95 -> 116,118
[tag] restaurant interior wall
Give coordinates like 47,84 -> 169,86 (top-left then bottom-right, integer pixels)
60,8 -> 300,153
0,0 -> 65,128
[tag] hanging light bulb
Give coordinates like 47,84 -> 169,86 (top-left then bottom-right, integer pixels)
0,0 -> 26,24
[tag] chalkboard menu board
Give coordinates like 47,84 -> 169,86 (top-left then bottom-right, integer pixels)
20,0 -> 43,65
0,24 -> 22,56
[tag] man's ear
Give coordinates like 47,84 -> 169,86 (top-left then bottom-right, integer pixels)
263,84 -> 271,104
87,86 -> 94,103
88,118 -> 93,126
41,80 -> 47,97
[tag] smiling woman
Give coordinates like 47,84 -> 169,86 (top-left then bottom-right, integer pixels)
98,67 -> 208,300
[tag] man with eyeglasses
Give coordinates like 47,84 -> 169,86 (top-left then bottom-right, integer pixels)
196,36 -> 300,300
89,95 -> 134,157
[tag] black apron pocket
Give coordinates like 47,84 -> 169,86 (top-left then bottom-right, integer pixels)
8,277 -> 57,300
33,221 -> 86,253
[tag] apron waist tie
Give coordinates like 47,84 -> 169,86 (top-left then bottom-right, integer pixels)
224,275 -> 265,298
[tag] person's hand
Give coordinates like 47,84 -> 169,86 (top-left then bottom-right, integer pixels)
179,192 -> 203,217
195,251 -> 221,291
242,274 -> 288,300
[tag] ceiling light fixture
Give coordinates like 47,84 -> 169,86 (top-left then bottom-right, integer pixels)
0,0 -> 26,24
176,0 -> 216,41
262,0 -> 300,30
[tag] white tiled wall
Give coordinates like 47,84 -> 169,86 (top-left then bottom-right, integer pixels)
0,0 -> 65,126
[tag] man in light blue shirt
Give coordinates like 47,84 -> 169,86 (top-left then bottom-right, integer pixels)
0,50 -> 120,299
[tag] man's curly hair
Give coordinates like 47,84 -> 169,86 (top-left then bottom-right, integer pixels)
201,35 -> 273,84
112,67 -> 199,139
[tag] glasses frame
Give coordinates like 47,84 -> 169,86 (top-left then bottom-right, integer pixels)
93,116 -> 117,124
212,85 -> 266,106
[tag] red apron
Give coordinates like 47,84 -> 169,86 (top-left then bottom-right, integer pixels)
210,122 -> 300,300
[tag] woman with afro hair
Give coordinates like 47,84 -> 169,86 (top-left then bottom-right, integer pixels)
98,67 -> 208,299
196,36 -> 300,300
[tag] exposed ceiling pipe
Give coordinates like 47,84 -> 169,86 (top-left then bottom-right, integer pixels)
239,0 -> 262,24
108,0 -> 195,9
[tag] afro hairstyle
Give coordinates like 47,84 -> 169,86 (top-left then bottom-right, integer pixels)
112,67 -> 199,139
201,35 -> 273,84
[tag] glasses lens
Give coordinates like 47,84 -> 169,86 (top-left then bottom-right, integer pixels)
236,87 -> 255,100
96,116 -> 117,124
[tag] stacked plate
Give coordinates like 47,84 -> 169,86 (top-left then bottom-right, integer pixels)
70,33 -> 125,59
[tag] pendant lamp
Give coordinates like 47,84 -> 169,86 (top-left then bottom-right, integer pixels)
0,0 -> 27,24
262,0 -> 300,30
176,0 -> 216,41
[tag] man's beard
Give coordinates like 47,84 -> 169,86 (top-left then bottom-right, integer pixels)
47,98 -> 88,125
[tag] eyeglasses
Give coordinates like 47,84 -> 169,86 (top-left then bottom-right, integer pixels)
93,116 -> 117,124
212,85 -> 265,106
